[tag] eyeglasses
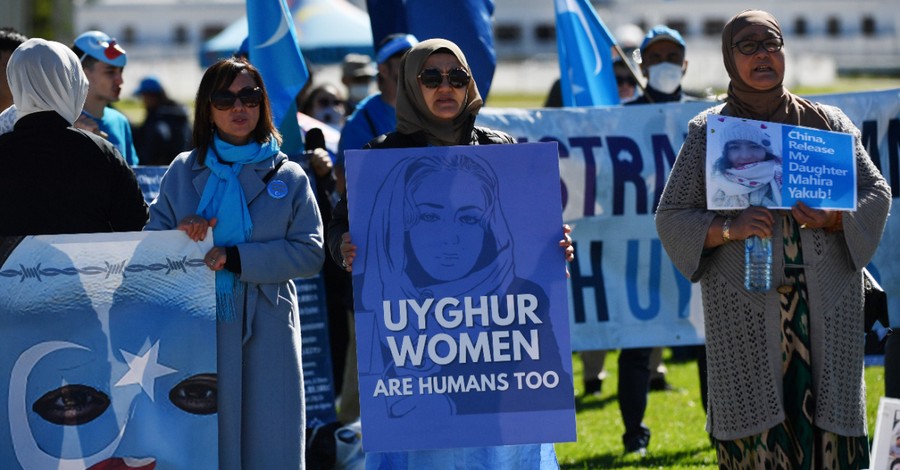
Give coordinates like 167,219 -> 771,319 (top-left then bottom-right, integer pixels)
732,37 -> 783,56
417,68 -> 470,89
210,87 -> 263,110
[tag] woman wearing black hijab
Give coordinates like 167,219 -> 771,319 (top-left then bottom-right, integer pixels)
657,10 -> 890,468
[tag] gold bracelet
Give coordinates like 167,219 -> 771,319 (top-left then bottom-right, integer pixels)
722,217 -> 732,243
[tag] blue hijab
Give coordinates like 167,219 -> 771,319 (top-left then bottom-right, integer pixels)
198,132 -> 279,320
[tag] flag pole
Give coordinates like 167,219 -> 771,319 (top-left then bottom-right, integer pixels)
612,42 -> 651,102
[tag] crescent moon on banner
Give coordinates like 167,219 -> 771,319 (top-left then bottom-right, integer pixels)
9,341 -> 127,470
257,2 -> 293,49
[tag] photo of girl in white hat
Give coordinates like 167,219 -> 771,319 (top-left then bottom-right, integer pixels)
708,120 -> 783,209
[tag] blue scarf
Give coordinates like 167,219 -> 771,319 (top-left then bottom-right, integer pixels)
198,133 -> 280,320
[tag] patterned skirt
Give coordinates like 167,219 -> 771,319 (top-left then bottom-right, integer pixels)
715,216 -> 869,470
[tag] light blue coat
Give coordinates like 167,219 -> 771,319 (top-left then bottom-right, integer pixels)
146,149 -> 324,469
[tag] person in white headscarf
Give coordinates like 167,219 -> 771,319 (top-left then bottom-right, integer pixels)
0,38 -> 147,235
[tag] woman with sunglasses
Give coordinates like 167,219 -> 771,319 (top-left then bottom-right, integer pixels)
327,38 -> 570,469
656,10 -> 890,469
145,57 -> 324,469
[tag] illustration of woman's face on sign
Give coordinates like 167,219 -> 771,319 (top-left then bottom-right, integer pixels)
407,169 -> 487,282
1,235 -> 217,469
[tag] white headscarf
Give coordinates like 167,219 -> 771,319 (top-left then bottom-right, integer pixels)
7,38 -> 88,125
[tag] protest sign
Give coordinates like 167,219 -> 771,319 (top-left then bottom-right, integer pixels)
344,142 -> 576,452
0,231 -> 217,469
478,88 -> 900,347
706,115 -> 856,210
869,397 -> 900,470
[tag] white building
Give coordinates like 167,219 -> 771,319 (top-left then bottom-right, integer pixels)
64,0 -> 900,99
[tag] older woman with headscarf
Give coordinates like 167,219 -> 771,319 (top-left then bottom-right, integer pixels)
0,38 -> 147,235
327,38 -> 571,469
656,10 -> 890,469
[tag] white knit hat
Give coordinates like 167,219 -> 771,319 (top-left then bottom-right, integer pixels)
722,122 -> 772,152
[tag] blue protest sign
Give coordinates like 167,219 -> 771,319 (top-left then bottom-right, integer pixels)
706,115 -> 856,210
344,142 -> 576,452
781,124 -> 857,210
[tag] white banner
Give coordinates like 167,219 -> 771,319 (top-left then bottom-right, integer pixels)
479,88 -> 900,350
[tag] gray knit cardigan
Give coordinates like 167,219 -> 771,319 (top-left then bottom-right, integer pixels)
656,103 -> 891,440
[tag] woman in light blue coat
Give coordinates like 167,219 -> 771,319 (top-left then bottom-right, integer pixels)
145,57 -> 324,469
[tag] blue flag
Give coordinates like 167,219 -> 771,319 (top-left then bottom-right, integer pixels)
366,0 -> 497,101
247,0 -> 310,128
554,0 -> 619,106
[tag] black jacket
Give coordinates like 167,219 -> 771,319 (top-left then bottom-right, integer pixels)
0,111 -> 148,235
325,125 -> 515,267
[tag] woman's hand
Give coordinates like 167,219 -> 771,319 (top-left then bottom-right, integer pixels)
204,246 -> 226,271
177,215 -> 217,242
308,148 -> 333,178
561,224 -> 575,278
730,206 -> 775,240
791,201 -> 841,231
340,232 -> 356,272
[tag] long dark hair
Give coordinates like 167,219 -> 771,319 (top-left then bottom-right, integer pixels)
192,57 -> 280,164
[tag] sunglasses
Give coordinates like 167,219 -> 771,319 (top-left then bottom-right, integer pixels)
615,75 -> 636,86
732,37 -> 783,56
417,68 -> 470,89
210,86 -> 263,110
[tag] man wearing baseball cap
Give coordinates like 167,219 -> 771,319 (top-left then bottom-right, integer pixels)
336,33 -> 418,193
72,30 -> 138,166
630,25 -> 694,105
341,53 -> 377,111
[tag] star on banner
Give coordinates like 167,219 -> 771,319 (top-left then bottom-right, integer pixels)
115,340 -> 177,401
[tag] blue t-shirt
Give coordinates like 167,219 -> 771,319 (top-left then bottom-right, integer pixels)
337,93 -> 396,168
86,106 -> 139,166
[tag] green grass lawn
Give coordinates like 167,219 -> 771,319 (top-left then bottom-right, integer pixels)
555,350 -> 885,469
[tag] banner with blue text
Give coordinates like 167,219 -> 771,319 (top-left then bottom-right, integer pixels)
478,88 -> 900,349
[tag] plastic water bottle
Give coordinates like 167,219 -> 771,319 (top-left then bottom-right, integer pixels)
744,235 -> 772,292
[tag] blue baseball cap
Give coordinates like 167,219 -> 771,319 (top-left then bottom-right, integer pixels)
375,34 -> 418,64
639,25 -> 686,54
134,76 -> 163,95
73,30 -> 127,67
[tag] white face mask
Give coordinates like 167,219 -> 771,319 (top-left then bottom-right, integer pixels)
348,84 -> 372,103
647,62 -> 683,94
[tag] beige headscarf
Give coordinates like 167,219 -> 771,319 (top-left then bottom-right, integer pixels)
7,38 -> 88,125
722,10 -> 831,130
395,38 -> 483,146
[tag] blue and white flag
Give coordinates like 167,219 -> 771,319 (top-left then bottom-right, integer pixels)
247,0 -> 310,127
366,0 -> 497,101
554,0 -> 619,106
